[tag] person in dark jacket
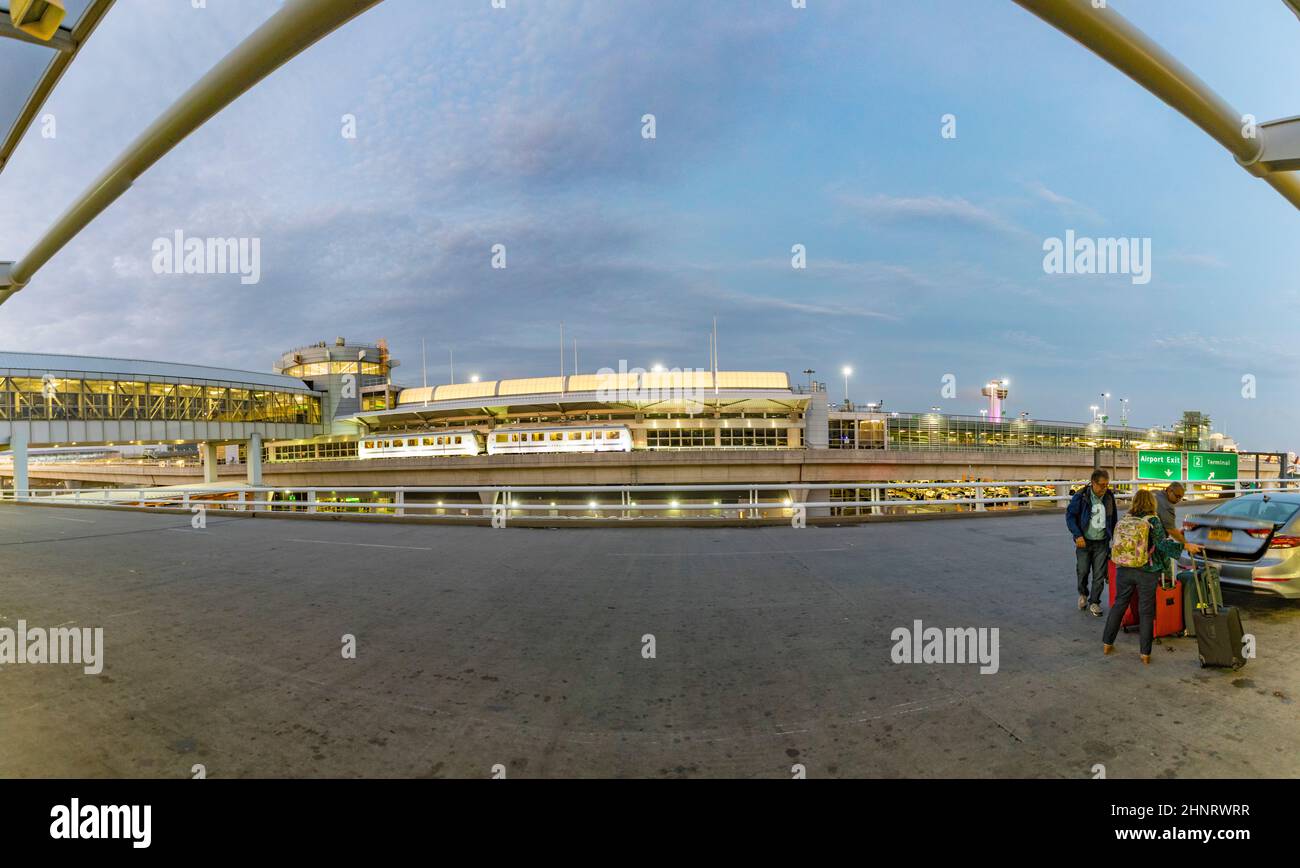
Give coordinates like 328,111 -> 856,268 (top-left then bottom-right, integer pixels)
1103,489 -> 1202,664
1067,469 -> 1118,617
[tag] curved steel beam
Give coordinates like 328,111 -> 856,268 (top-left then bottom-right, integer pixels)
1013,0 -> 1300,211
0,0 -> 384,307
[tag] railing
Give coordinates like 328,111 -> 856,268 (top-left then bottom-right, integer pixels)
2,478 -> 1294,526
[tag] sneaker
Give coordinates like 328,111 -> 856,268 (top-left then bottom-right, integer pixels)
1078,595 -> 1087,610
1089,603 -> 1103,617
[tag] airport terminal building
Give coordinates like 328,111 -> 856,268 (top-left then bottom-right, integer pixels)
4,338 -> 1222,477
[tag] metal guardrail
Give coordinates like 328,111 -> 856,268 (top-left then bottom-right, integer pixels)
2,478 -> 1295,526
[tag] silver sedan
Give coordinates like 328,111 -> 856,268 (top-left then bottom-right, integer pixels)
1179,492 -> 1300,600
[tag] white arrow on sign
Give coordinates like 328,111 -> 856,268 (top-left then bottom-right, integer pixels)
1165,469 -> 1173,477
1208,472 -> 1215,479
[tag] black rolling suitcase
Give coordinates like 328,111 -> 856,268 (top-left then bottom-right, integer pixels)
1190,554 -> 1246,669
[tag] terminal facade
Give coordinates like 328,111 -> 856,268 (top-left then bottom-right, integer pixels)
3,338 -> 1235,493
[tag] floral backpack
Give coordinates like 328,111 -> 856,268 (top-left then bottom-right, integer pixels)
1110,514 -> 1157,568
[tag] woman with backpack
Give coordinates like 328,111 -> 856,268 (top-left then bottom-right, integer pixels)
1103,488 -> 1203,664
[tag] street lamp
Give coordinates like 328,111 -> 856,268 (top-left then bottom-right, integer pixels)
1090,404 -> 1099,422
842,366 -> 852,404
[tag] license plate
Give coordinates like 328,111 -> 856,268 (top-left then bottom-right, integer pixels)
1208,528 -> 1232,542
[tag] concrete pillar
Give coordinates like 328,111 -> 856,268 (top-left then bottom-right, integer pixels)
479,490 -> 497,519
247,432 -> 263,486
201,441 -> 219,484
804,385 -> 829,449
1055,483 -> 1071,507
10,430 -> 29,499
807,486 -> 832,518
786,426 -> 802,448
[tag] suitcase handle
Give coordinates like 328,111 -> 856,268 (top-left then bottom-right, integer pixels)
1190,551 -> 1222,611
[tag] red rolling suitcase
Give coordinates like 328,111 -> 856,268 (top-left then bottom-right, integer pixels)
1108,560 -> 1183,637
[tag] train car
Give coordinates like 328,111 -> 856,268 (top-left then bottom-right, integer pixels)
359,431 -> 482,459
486,425 -> 633,456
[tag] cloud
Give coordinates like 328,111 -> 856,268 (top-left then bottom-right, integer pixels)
1029,182 -> 1103,223
838,193 -> 1026,236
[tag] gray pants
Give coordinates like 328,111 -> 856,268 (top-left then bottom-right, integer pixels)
1076,538 -> 1109,605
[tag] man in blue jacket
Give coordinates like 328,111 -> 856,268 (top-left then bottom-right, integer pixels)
1067,469 -> 1118,617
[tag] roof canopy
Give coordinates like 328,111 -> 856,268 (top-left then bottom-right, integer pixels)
0,0 -> 115,175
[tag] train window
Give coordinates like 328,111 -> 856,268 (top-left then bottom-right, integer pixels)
436,437 -> 445,446
423,438 -> 433,446
364,442 -> 374,449
606,431 -> 618,440
532,433 -> 544,442
568,432 -> 581,441
549,432 -> 563,441
495,434 -> 508,443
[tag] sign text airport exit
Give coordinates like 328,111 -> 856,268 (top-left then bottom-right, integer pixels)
1137,450 -> 1183,481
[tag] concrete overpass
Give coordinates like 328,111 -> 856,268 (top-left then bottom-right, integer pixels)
0,352 -> 322,493
9,447 -> 1281,491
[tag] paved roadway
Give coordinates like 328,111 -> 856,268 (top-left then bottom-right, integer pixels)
1,503 -> 1297,779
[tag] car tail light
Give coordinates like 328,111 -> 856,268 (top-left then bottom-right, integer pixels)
1245,528 -> 1272,539
1269,535 -> 1300,549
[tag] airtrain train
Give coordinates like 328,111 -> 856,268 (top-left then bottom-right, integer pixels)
359,425 -> 633,459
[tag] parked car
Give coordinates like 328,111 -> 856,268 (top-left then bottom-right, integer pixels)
1179,492 -> 1300,600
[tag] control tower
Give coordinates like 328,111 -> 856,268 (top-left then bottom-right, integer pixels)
275,338 -> 398,434
981,379 -> 1009,423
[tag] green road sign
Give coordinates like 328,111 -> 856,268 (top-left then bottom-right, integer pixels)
1187,451 -> 1238,482
1137,450 -> 1183,481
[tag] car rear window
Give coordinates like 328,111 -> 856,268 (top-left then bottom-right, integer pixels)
1211,498 -> 1300,524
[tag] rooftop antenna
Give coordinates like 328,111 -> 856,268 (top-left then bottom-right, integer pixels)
560,322 -> 565,393
421,338 -> 427,389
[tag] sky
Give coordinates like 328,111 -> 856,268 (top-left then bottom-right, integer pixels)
1,0 -> 1298,449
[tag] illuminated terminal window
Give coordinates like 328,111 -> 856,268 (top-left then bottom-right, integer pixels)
720,428 -> 783,448
0,376 -> 321,425
647,429 -> 713,449
280,361 -> 386,379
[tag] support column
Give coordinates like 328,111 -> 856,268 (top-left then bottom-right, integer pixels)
201,441 -> 219,484
1055,483 -> 1071,507
246,432 -> 263,486
807,486 -> 831,518
11,430 -> 29,499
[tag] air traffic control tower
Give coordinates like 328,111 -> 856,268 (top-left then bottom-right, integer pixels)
274,339 -> 399,435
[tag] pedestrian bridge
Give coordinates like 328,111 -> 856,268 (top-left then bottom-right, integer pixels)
0,352 -> 322,491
